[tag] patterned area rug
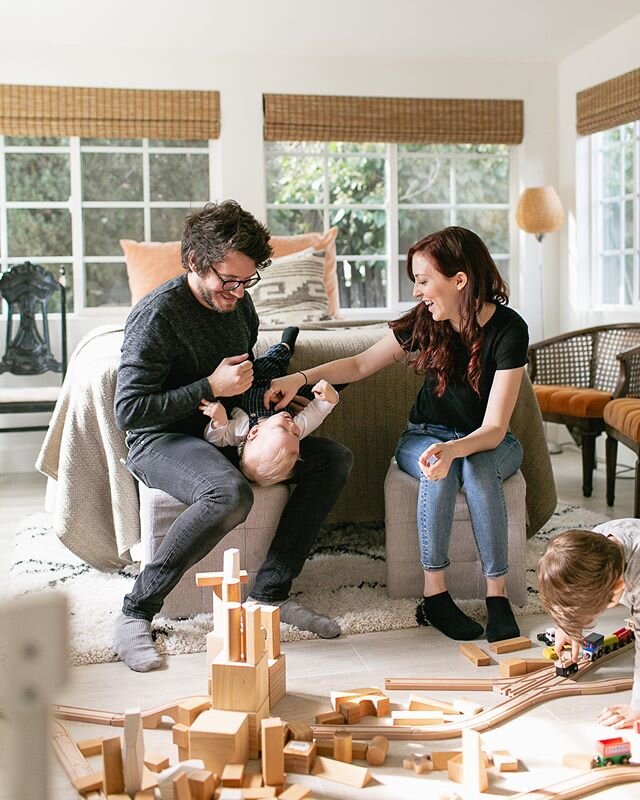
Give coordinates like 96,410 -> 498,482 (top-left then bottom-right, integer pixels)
9,503 -> 607,666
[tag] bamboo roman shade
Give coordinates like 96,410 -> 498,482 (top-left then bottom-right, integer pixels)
577,67 -> 640,136
264,94 -> 523,144
0,84 -> 220,140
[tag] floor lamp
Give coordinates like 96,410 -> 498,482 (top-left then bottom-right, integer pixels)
515,185 -> 565,453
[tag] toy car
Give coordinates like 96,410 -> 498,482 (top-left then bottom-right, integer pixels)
537,627 -> 556,646
555,661 -> 579,677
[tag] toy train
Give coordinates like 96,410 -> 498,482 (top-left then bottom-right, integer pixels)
548,625 -> 635,677
592,737 -> 631,768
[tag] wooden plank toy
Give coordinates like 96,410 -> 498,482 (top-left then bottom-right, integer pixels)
460,643 -> 491,666
488,636 -> 532,654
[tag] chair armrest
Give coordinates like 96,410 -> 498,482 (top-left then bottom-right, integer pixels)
614,344 -> 640,399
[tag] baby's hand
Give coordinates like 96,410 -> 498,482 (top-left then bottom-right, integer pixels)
199,399 -> 228,427
312,380 -> 339,405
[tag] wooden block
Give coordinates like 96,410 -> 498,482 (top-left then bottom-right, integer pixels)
133,791 -> 157,800
408,695 -> 460,714
124,708 -> 145,797
246,606 -> 266,666
144,753 -> 170,773
429,750 -> 461,770
352,741 -> 369,760
524,658 -> 552,674
195,570 -> 248,587
72,771 -> 103,793
173,723 -> 190,749
488,635 -> 532,654
366,735 -> 389,766
224,602 -> 243,662
499,658 -> 528,678
283,740 -> 316,774
242,771 -> 264,788
102,735 -> 125,795
247,697 -> 271,759
178,698 -> 211,726
369,694 -> 390,717
563,752 -> 595,770
172,772 -> 192,800
314,711 -> 344,725
188,768 -> 217,799
221,763 -> 245,787
77,737 -> 103,757
452,698 -> 483,716
188,710 -> 249,775
223,579 -> 242,604
447,752 -> 464,783
269,654 -> 287,708
211,656 -> 269,713
261,717 -> 285,787
242,790 -> 277,799
314,741 -> 334,757
330,691 -> 359,712
462,729 -> 488,793
333,731 -> 352,763
206,629 -> 224,666
403,754 -> 433,774
284,720 -> 313,742
391,710 -> 444,726
223,548 -> 240,580
492,750 -> 519,772
277,785 -> 311,800
460,643 -> 491,666
337,700 -> 362,724
218,790 -> 243,800
261,606 -> 281,659
311,755 -> 371,788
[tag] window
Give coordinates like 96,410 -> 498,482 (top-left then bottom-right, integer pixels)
265,141 -> 512,313
0,136 -> 214,313
591,122 -> 639,306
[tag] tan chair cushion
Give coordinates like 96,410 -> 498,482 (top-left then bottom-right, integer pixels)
604,398 -> 640,442
534,385 -> 612,418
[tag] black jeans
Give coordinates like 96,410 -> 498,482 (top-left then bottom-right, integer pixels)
123,431 -> 353,620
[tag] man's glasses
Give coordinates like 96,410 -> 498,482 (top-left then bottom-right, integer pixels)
211,265 -> 261,291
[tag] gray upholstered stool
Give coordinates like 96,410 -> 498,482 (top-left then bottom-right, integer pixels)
384,459 -> 527,604
139,482 -> 290,619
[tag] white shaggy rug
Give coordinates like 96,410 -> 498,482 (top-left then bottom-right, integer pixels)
8,503 -> 607,666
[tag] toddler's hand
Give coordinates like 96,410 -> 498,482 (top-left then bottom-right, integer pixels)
312,380 -> 339,404
199,400 -> 228,427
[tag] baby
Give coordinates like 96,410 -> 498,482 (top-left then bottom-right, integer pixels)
200,378 -> 338,485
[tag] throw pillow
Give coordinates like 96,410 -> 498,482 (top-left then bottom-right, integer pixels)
120,239 -> 182,305
249,248 -> 330,327
270,226 -> 340,318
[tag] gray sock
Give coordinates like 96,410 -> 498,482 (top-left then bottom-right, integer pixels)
276,598 -> 341,639
114,613 -> 162,672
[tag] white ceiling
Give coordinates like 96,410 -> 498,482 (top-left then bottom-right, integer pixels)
1,0 -> 639,63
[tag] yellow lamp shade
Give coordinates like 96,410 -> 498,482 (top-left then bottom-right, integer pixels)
516,186 -> 564,235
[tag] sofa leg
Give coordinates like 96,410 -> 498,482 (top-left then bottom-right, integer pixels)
581,432 -> 597,498
605,436 -> 618,507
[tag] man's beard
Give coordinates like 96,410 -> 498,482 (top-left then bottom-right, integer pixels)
196,281 -> 237,313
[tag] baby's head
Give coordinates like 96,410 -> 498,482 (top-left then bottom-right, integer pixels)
537,528 -> 626,639
240,411 -> 301,486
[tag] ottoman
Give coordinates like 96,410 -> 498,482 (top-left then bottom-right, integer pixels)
384,459 -> 528,604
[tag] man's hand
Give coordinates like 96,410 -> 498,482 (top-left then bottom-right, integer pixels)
199,400 -> 228,428
264,372 -> 306,411
597,704 -> 640,729
208,354 -> 253,397
554,627 -> 582,663
312,380 -> 339,405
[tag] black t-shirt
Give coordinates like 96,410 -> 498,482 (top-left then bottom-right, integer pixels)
393,303 -> 529,432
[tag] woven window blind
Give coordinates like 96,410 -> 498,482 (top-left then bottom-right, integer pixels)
0,84 -> 220,140
577,67 -> 640,136
264,93 -> 523,144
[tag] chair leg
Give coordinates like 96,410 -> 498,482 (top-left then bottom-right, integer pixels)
581,432 -> 597,498
635,458 -> 640,519
605,435 -> 618,507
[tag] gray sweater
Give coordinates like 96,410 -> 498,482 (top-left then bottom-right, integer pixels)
114,274 -> 259,444
594,518 -> 640,710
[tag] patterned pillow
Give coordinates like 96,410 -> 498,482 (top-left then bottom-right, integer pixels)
250,248 -> 330,327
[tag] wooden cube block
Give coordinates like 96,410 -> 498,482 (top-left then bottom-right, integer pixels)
499,658 -> 528,678
492,750 -> 519,772
337,701 -> 362,724
221,763 -> 245,786
188,768 -> 217,799
211,656 -> 269,712
283,740 -> 316,774
188,709 -> 249,774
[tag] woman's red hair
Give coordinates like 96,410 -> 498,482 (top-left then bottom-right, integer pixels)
389,226 -> 509,397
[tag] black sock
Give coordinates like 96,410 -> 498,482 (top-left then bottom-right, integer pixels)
485,596 -> 520,643
416,591 -> 484,641
280,326 -> 299,353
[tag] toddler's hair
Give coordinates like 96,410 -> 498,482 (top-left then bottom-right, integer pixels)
241,444 -> 299,486
537,528 -> 624,640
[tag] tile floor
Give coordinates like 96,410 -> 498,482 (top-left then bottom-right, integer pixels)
1,443 -> 639,799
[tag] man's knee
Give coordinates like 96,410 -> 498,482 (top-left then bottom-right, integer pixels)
201,475 -> 254,527
326,440 -> 354,478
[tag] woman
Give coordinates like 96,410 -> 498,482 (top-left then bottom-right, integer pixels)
264,227 -> 528,642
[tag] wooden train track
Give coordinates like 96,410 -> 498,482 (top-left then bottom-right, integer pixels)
509,765 -> 640,799
51,718 -> 106,799
51,695 -> 209,729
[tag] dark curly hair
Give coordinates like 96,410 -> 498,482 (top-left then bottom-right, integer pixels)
180,200 -> 272,277
389,226 -> 509,397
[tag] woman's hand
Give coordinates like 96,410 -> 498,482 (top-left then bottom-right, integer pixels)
418,442 -> 454,480
596,704 -> 640,729
264,372 -> 306,411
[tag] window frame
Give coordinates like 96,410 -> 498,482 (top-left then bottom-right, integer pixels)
0,135 -> 220,317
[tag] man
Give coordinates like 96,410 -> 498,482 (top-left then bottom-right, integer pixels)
114,200 -> 353,671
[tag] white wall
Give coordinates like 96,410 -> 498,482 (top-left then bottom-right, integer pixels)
557,13 -> 640,332
0,41 -> 557,471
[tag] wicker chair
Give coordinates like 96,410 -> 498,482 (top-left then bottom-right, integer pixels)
528,324 -> 640,497
605,344 -> 640,517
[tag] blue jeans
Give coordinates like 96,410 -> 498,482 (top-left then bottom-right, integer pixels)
123,431 -> 353,620
395,422 -> 523,578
